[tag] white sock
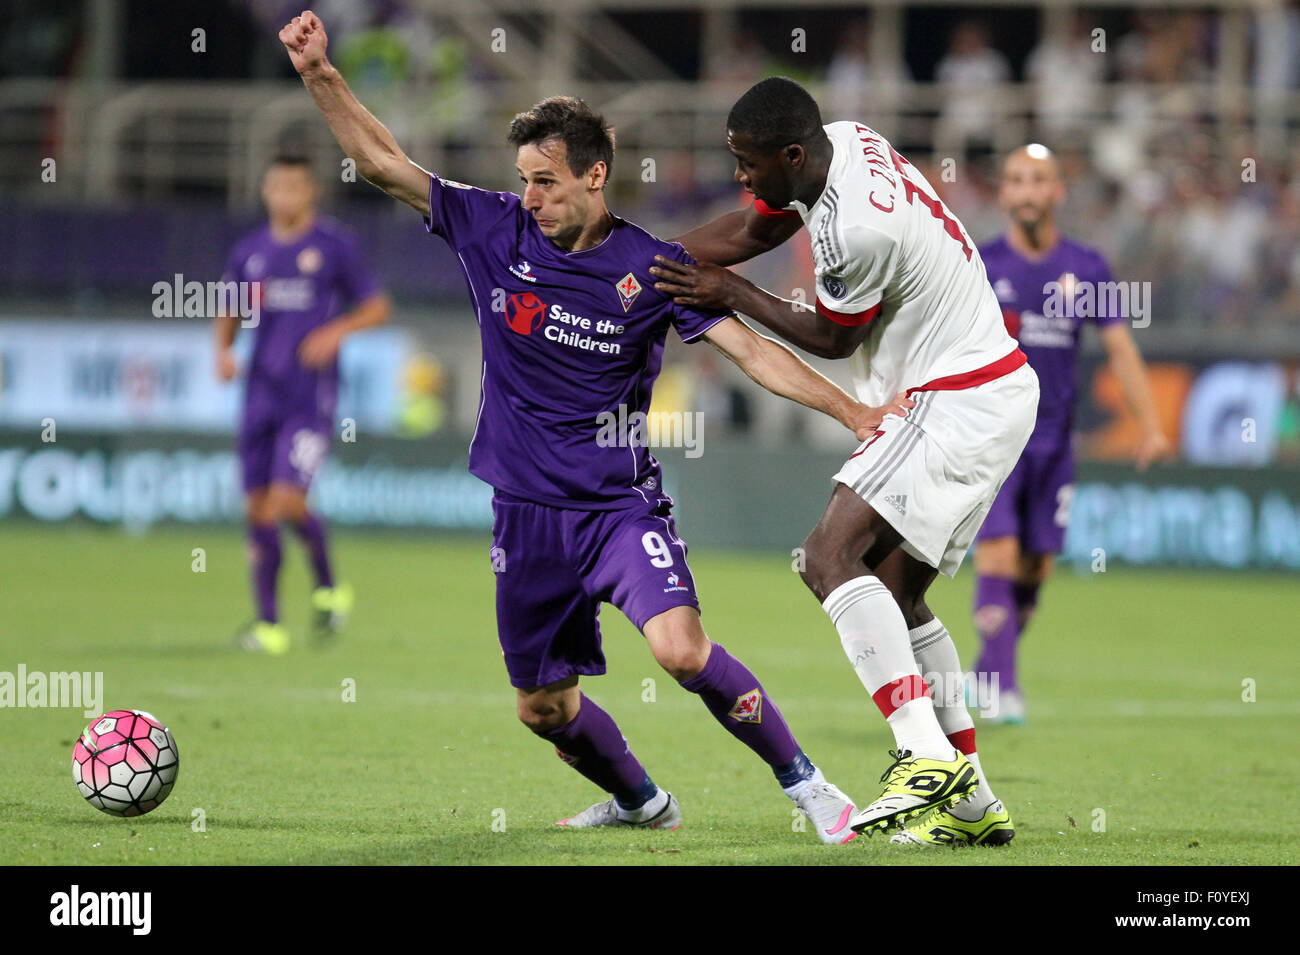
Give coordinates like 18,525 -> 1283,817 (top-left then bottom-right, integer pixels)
782,765 -> 825,799
953,752 -> 996,820
617,787 -> 667,822
908,617 -> 998,818
823,577 -> 954,759
885,696 -> 954,758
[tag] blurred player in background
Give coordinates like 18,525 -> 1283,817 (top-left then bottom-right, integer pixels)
655,77 -> 1034,846
278,11 -> 908,841
215,155 -> 391,654
970,144 -> 1168,722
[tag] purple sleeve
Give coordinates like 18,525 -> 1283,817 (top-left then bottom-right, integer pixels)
333,232 -> 382,305
423,174 -> 519,248
1090,253 -> 1126,328
662,245 -> 732,343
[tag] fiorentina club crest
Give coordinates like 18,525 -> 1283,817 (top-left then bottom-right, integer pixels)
728,688 -> 763,724
296,246 -> 322,274
615,272 -> 642,312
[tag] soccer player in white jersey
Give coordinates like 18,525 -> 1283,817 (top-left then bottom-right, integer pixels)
652,77 -> 1038,845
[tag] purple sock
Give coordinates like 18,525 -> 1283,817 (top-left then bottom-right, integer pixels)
247,524 -> 281,624
538,694 -> 654,808
292,512 -> 334,589
973,575 -> 1021,692
679,642 -> 800,768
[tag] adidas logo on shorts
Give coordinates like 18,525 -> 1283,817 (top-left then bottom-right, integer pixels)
883,493 -> 908,516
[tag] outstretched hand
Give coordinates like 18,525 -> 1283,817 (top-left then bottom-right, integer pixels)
850,392 -> 915,441
650,255 -> 741,310
279,10 -> 330,75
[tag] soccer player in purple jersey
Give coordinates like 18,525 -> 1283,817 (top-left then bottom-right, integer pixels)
278,11 -> 913,840
215,155 -> 391,655
970,144 -> 1169,722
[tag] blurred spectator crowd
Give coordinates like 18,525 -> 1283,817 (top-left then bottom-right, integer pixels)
2,2 -> 1298,332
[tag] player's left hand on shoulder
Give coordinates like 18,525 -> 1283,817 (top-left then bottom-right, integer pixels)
298,325 -> 343,369
650,255 -> 735,309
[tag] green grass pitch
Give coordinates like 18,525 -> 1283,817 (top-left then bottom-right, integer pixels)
0,524 -> 1295,865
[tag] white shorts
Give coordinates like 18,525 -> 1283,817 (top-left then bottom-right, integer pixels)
833,363 -> 1040,577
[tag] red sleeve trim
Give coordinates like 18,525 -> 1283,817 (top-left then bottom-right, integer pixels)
816,298 -> 881,327
753,197 -> 799,219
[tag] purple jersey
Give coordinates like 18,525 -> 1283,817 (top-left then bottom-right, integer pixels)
423,174 -> 729,509
223,218 -> 381,418
979,236 -> 1123,447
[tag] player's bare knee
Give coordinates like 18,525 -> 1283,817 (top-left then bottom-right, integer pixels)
267,487 -> 306,524
975,537 -> 1019,578
517,694 -> 570,733
799,532 -> 854,603
656,637 -> 710,683
248,503 -> 276,527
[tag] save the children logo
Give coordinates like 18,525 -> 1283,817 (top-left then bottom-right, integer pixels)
504,292 -> 547,335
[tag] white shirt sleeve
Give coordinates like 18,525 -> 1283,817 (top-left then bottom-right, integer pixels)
815,223 -> 896,325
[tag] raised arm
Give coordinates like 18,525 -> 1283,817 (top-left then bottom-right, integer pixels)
671,203 -> 803,267
702,317 -> 912,440
279,10 -> 430,215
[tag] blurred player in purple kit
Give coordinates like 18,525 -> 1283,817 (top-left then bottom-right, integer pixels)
971,144 -> 1168,721
279,10 -> 906,840
215,155 -> 391,654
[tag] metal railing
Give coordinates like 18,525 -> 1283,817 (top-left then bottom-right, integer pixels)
4,76 -> 1298,208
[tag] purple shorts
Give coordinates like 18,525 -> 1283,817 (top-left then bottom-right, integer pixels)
490,491 -> 701,690
237,409 -> 332,493
976,439 -> 1075,555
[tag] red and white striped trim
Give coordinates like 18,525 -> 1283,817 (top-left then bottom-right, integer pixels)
817,298 -> 881,327
872,675 -> 931,718
947,728 -> 977,756
906,347 -> 1028,397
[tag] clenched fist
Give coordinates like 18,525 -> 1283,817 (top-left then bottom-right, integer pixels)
279,10 -> 329,75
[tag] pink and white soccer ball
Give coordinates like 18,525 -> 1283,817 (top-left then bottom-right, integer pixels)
72,709 -> 179,817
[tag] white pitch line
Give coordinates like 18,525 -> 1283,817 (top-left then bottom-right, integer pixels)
153,685 -> 1300,718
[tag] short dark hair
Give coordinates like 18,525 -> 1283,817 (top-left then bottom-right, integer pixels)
507,96 -> 616,182
727,77 -> 824,151
268,154 -> 314,174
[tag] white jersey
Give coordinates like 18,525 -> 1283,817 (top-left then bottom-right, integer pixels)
770,121 -> 1020,406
